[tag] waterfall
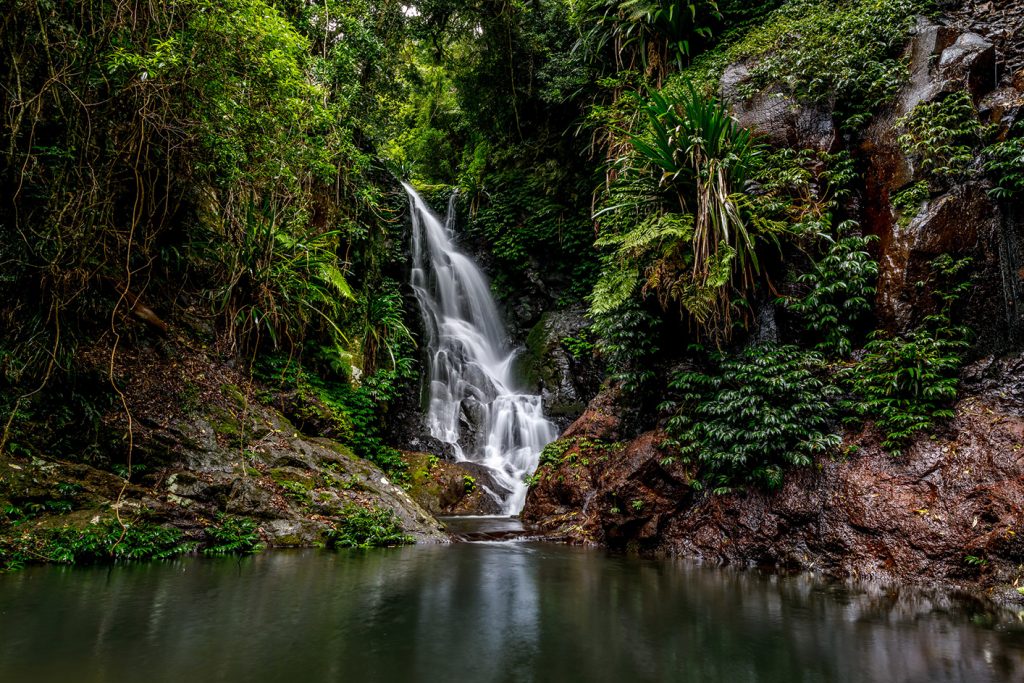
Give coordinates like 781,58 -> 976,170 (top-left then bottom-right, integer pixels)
404,183 -> 557,515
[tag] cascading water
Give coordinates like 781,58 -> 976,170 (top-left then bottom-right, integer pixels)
405,183 -> 557,515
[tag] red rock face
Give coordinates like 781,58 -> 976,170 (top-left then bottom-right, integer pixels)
874,181 -> 1006,335
522,370 -> 1024,591
659,400 -> 1024,587
857,20 -> 1023,348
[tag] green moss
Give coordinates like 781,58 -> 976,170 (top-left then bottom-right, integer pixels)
678,0 -> 926,124
523,313 -> 557,388
317,439 -> 359,462
269,468 -> 315,489
402,452 -> 444,504
220,384 -> 248,411
206,406 -> 245,440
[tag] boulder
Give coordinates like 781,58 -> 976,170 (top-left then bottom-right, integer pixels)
720,62 -> 837,151
896,21 -> 995,116
522,364 -> 1024,591
401,452 -> 508,516
522,308 -> 603,427
874,181 -> 1011,343
861,19 -> 1023,349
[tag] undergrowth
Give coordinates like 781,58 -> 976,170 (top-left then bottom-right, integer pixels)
204,513 -> 265,555
661,344 -> 840,492
0,519 -> 197,572
322,504 -> 413,549
844,255 -> 972,452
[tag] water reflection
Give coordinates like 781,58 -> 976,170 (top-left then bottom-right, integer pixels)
1,542 -> 1022,682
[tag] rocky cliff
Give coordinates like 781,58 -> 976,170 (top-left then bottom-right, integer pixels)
0,329 -> 448,556
523,4 -> 1024,596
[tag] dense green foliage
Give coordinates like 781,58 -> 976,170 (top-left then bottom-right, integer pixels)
578,0 -> 724,74
591,85 -> 764,340
204,514 -> 266,555
390,0 -> 600,309
255,356 -> 410,478
323,504 -> 413,549
844,256 -> 972,452
787,223 -> 878,358
662,344 -> 840,491
984,123 -> 1024,199
1,0 -> 402,359
897,91 -> 990,184
1,519 -> 196,571
0,0 -> 418,477
0,0 -> 991,510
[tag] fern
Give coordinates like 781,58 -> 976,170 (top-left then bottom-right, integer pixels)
845,255 -> 972,452
787,221 -> 878,358
662,344 -> 840,491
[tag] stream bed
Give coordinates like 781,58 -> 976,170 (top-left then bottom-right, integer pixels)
2,518 -> 1023,682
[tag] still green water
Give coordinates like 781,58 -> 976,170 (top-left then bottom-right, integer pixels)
1,519 -> 1022,682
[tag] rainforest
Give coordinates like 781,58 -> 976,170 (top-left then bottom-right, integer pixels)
2,1 -> 1024,680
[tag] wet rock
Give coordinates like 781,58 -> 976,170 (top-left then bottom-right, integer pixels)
860,16 -> 1023,350
897,21 -> 995,115
522,429 -> 691,547
661,397 -> 1024,588
459,397 -> 488,455
522,308 -> 603,427
944,0 -> 1024,87
961,350 -> 1024,410
261,519 -> 322,546
862,21 -> 994,213
937,32 -> 997,97
401,452 -> 506,515
875,181 -> 1008,342
225,475 -> 287,520
720,63 -> 837,151
561,383 -> 625,442
523,378 -> 1024,590
2,406 -> 449,547
978,86 -> 1024,129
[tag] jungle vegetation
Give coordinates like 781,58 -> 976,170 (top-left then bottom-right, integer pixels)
1,0 -> 1008,503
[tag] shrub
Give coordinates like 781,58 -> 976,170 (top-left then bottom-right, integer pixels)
679,0 -> 924,125
578,0 -> 724,75
845,255 -> 971,451
891,181 -> 931,228
662,344 -> 840,491
592,84 -> 764,342
787,221 -> 878,357
1,519 -> 196,570
204,513 -> 265,555
984,123 -> 1024,199
591,298 -> 663,393
323,504 -> 413,549
896,91 -> 990,184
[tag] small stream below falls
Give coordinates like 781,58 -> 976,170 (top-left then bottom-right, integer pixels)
1,520 -> 1023,683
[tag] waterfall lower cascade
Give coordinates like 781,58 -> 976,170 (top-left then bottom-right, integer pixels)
405,183 -> 558,515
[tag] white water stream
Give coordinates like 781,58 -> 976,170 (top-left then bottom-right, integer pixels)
405,183 -> 557,514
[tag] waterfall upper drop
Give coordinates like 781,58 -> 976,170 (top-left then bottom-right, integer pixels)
405,183 -> 557,515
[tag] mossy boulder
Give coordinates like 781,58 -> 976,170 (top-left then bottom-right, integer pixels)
522,308 -> 602,426
401,452 -> 506,515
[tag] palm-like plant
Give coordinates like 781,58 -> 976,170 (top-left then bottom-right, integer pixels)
581,0 -> 721,77
357,278 -> 414,377
626,83 -> 763,338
